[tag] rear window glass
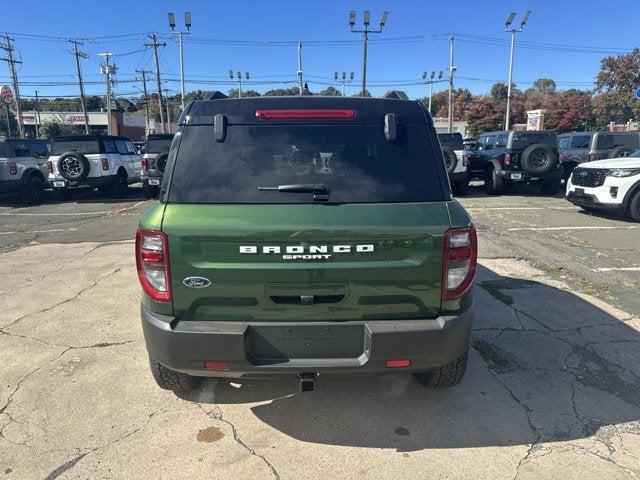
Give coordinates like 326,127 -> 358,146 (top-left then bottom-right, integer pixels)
52,139 -> 100,155
437,133 -> 463,150
558,136 -> 571,150
510,132 -> 557,149
146,137 -> 173,153
571,135 -> 590,149
168,124 -> 445,204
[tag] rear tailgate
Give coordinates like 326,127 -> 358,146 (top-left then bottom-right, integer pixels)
163,203 -> 448,322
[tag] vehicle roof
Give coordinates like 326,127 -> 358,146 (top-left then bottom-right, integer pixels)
0,137 -> 48,143
559,131 -> 592,137
51,135 -> 131,141
183,95 -> 430,126
480,130 -> 556,136
146,134 -> 174,140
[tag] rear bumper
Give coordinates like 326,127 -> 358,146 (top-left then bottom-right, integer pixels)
141,169 -> 162,181
449,171 -> 469,184
141,303 -> 474,378
498,167 -> 563,182
50,175 -> 117,189
566,192 -> 625,212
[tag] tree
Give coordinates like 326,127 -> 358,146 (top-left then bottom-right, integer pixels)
39,120 -> 62,139
532,78 -> 556,94
594,48 -> 640,124
0,107 -> 17,137
318,86 -> 342,96
227,89 -> 261,98
264,87 -> 300,96
542,90 -> 592,132
465,96 -> 506,135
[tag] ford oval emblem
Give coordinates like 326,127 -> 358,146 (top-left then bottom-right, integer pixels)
579,171 -> 588,177
183,276 -> 211,288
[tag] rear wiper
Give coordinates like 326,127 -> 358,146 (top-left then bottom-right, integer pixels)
258,184 -> 330,201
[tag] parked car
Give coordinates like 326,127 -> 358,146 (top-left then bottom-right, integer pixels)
137,92 -> 477,394
141,134 -> 174,199
465,130 -> 562,195
566,151 -> 640,221
558,132 -> 591,180
47,135 -> 142,200
0,138 -> 50,204
133,141 -> 145,155
438,132 -> 469,196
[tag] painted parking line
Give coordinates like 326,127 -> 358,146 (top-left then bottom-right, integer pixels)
466,206 -> 579,211
0,228 -> 78,235
0,212 -> 111,216
507,226 -> 638,231
593,267 -> 640,272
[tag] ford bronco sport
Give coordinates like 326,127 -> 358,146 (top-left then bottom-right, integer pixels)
0,138 -> 50,204
438,132 -> 469,196
141,133 -> 174,199
137,93 -> 477,393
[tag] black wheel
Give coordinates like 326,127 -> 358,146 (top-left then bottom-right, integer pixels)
484,167 -> 504,195
608,146 -> 633,159
540,178 -> 562,196
149,356 -> 202,393
142,180 -> 160,199
19,176 -> 45,205
520,143 -> 555,175
155,152 -> 169,174
57,152 -> 91,181
562,162 -> 578,182
53,188 -> 72,202
442,147 -> 457,174
108,171 -> 128,198
414,349 -> 468,388
628,188 -> 640,222
452,176 -> 470,196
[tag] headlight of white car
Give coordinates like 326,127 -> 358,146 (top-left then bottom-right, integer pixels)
607,169 -> 640,177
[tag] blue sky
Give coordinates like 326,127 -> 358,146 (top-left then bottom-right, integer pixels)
0,0 -> 637,101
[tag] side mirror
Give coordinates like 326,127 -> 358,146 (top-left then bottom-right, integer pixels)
214,114 -> 227,142
384,113 -> 397,142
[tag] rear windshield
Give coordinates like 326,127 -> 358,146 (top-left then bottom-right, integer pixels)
168,124 -> 445,204
51,139 -> 100,155
438,133 -> 463,150
146,137 -> 173,153
510,132 -> 557,149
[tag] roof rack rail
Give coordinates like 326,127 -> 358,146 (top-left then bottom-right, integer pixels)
205,91 -> 229,100
383,90 -> 409,100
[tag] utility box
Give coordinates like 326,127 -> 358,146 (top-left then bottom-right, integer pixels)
526,109 -> 545,131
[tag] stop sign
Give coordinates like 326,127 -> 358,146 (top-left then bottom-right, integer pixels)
1,85 -> 14,105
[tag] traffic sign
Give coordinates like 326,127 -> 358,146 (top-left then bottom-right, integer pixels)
635,87 -> 640,100
1,85 -> 13,105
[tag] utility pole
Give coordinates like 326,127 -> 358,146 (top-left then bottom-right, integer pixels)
0,34 -> 24,138
70,39 -> 90,134
334,71 -> 354,96
504,11 -> 531,131
34,90 -> 41,138
145,34 -> 166,133
447,35 -> 457,133
168,11 -> 191,111
297,42 -> 304,95
348,10 -> 388,96
98,52 -> 116,135
230,71 -> 249,98
164,89 -> 171,132
422,70 -> 444,115
136,70 -> 151,135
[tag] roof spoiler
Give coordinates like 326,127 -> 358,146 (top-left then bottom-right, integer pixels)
205,91 -> 228,100
383,90 -> 409,100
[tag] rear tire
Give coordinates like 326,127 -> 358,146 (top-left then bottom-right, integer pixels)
149,356 -> 202,393
414,349 -> 468,388
540,178 -> 562,196
484,167 -> 504,195
108,171 -> 129,198
627,189 -> 640,222
452,176 -> 470,196
142,180 -> 160,199
53,188 -> 72,202
19,176 -> 45,205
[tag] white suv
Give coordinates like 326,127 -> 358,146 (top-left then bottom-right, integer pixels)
437,132 -> 469,196
48,135 -> 142,201
566,152 -> 640,221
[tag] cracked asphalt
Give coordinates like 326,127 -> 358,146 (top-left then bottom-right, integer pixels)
1,183 -> 640,479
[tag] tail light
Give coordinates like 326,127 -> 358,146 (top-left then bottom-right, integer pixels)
136,228 -> 171,302
8,162 -> 17,175
503,153 -> 511,166
101,158 -> 109,171
462,155 -> 469,167
141,157 -> 147,171
47,161 -> 53,174
256,109 -> 356,119
442,226 -> 477,300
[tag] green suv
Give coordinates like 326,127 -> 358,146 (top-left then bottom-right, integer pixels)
137,93 -> 477,394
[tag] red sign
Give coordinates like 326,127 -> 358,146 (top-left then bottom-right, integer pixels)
1,85 -> 13,105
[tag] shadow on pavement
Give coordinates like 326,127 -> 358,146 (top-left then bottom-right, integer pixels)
181,265 -> 640,451
457,182 -> 566,200
0,184 -> 147,207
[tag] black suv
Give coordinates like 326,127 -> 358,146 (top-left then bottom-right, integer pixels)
465,130 -> 562,195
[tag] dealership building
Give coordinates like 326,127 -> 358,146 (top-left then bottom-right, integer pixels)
21,111 -> 155,140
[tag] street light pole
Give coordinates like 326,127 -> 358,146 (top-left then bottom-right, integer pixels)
349,10 -> 388,97
422,70 -> 444,115
334,71 -> 354,96
230,71 -> 249,98
98,52 -> 116,135
168,11 -> 191,111
504,10 -> 531,131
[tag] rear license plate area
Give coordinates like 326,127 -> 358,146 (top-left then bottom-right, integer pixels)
247,324 -> 366,364
510,173 -> 523,180
53,181 -> 66,188
148,179 -> 161,185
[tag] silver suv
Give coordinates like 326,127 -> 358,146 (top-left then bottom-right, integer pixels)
47,135 -> 141,201
0,138 -> 50,204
